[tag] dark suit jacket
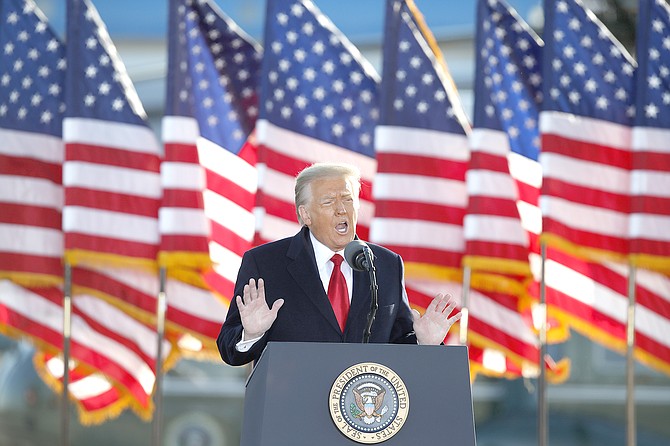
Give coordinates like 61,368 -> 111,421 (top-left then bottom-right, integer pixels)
217,227 -> 417,366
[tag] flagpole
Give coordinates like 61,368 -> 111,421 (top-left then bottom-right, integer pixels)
626,261 -> 637,446
538,241 -> 548,446
459,266 -> 471,345
62,262 -> 72,446
151,267 -> 168,446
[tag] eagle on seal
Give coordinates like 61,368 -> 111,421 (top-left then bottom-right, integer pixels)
353,384 -> 388,425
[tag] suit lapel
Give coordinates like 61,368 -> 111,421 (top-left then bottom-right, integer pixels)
345,269 -> 371,341
286,228 -> 342,334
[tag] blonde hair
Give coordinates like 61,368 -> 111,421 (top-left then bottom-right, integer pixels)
294,163 -> 361,225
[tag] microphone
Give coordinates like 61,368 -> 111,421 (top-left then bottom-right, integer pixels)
344,240 -> 372,271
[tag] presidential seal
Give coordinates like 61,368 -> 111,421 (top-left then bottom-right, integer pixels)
329,362 -> 409,444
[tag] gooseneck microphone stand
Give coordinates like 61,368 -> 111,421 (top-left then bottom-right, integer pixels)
362,246 -> 378,344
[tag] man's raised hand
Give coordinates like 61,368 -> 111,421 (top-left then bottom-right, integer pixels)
411,293 -> 461,345
237,278 -> 284,340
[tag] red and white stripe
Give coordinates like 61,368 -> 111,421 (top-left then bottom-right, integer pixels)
465,128 -> 541,272
464,129 -> 563,378
406,279 -> 542,375
0,128 -> 64,285
63,118 -> 162,266
0,280 -> 169,417
371,125 -> 468,270
160,115 -> 257,306
161,116 -> 245,356
199,133 -> 257,301
72,292 -> 167,410
166,275 -> 229,344
159,116 -> 210,264
539,112 -> 632,259
34,351 -> 126,424
72,265 -> 228,351
630,126 -> 670,273
535,247 -> 670,375
255,120 -> 376,244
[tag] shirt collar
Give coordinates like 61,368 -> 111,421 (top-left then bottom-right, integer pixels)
309,230 -> 344,267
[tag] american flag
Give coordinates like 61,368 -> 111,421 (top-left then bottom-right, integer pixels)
371,0 -> 567,379
467,0 -> 542,274
407,279 -> 569,381
161,0 -> 261,353
255,0 -> 379,244
0,0 -> 64,286
71,262 -> 227,359
66,282 -> 173,419
373,0 -> 467,341
536,0 -> 670,377
537,248 -> 670,376
63,0 -> 162,269
0,0 -> 164,422
461,0 -> 567,378
33,351 -> 126,424
61,0 -> 177,418
372,0 -> 469,282
540,0 -> 635,261
0,279 -> 171,422
630,0 -> 670,274
163,0 -> 260,300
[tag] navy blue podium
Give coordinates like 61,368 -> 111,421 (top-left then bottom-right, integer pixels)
240,342 -> 476,445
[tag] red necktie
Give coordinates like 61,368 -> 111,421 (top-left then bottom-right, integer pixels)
327,254 -> 349,332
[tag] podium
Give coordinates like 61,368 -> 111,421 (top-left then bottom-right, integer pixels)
241,342 -> 476,445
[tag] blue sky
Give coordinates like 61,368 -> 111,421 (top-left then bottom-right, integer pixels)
34,0 -> 542,43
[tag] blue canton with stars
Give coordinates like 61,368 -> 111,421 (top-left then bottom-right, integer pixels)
474,0 -> 543,162
260,0 -> 379,157
65,0 -> 147,126
166,0 -> 262,154
0,0 -> 64,137
635,0 -> 670,128
542,0 -> 636,126
380,0 -> 467,136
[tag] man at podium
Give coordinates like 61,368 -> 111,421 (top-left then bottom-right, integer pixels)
217,162 -> 461,366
